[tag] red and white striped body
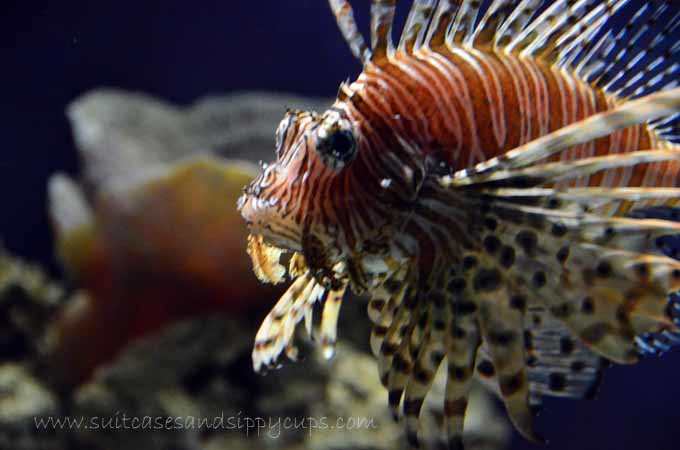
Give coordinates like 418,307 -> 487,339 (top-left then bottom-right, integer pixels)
341,47 -> 677,205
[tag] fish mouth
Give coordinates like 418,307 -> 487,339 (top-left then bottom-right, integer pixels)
240,189 -> 345,288
245,232 -> 347,289
247,230 -> 402,372
245,229 -> 400,372
238,189 -> 303,251
241,184 -> 399,371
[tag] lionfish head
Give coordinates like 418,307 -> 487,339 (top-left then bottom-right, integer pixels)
238,107 -> 407,295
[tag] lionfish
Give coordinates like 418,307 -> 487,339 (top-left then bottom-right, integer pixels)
238,0 -> 680,447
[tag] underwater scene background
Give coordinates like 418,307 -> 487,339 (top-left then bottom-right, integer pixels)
2,1 -> 680,449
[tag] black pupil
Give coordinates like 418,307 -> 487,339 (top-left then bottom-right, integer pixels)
329,130 -> 355,159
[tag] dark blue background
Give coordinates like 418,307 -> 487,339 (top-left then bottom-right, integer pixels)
1,2 -> 679,449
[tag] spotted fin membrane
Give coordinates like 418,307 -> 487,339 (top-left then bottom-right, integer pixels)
628,207 -> 680,356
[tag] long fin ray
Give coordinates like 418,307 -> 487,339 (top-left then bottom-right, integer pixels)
477,284 -> 543,443
399,0 -> 437,54
370,0 -> 397,61
448,149 -> 680,189
445,87 -> 680,185
328,0 -> 371,64
481,187 -> 680,216
425,0 -> 462,49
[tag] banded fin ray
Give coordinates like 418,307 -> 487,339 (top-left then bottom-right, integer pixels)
370,0 -> 396,61
476,283 -> 542,443
399,0 -> 437,53
482,187 -> 680,218
425,0 -> 462,48
252,272 -> 325,371
319,283 -> 347,358
483,187 -> 680,204
328,0 -> 371,63
452,149 -> 680,189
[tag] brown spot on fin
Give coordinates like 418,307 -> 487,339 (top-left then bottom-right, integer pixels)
525,306 -> 608,401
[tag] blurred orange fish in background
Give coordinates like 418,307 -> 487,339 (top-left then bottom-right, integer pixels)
41,89 -> 332,387
48,156 -> 281,386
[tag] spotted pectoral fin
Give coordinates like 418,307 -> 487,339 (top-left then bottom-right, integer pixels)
467,276 -> 609,437
476,285 -> 543,444
471,195 -> 680,363
542,253 -> 680,365
367,270 -> 411,387
474,309 -> 608,408
367,268 -> 488,449
524,305 -> 609,402
401,303 -> 448,449
626,207 -> 680,355
438,289 -> 480,450
444,181 -> 680,437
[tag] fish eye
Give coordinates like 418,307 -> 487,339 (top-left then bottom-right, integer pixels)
328,130 -> 356,159
315,127 -> 357,170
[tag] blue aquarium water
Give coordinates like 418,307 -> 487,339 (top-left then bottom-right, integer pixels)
2,2 -> 680,450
